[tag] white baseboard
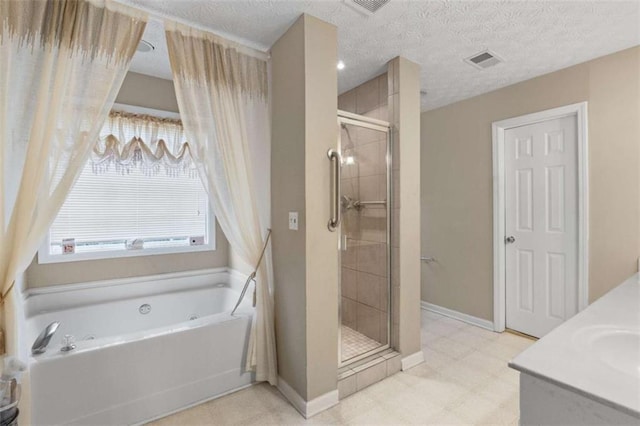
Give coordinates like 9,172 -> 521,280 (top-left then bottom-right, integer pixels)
306,388 -> 339,418
276,376 -> 306,416
421,301 -> 495,331
401,351 -> 424,370
277,376 -> 338,419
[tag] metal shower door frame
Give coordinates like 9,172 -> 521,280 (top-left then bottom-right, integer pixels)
337,110 -> 392,368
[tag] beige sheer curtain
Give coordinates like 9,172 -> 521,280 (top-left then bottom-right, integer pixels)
165,21 -> 277,385
92,111 -> 195,175
0,0 -> 147,356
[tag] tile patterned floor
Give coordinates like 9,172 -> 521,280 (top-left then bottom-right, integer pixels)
341,325 -> 383,361
148,311 -> 534,425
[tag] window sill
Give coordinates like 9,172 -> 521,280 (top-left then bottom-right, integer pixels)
37,243 -> 216,265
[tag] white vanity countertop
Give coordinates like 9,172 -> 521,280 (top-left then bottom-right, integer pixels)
509,273 -> 640,417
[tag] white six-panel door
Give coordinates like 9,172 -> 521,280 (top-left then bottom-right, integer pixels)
504,116 -> 578,338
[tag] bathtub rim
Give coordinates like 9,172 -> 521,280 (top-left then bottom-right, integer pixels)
25,267 -> 254,361
28,302 -> 254,363
24,267 -> 248,317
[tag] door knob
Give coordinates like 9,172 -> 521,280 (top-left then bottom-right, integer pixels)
505,236 -> 516,244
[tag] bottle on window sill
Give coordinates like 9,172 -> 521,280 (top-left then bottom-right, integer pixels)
126,239 -> 144,250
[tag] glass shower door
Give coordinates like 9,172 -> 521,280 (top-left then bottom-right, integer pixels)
337,112 -> 391,366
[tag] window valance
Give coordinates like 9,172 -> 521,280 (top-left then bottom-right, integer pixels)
91,110 -> 196,176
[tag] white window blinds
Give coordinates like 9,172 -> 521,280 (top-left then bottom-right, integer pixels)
42,110 -> 212,262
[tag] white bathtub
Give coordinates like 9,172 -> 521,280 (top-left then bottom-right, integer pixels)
25,268 -> 255,425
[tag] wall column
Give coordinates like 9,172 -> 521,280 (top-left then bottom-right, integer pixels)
388,56 -> 423,366
271,14 -> 339,417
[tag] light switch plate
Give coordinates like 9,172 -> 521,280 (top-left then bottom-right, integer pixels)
288,212 -> 299,231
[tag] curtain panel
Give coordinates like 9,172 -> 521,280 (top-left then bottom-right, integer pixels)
0,0 -> 147,358
165,21 -> 277,385
92,111 -> 195,175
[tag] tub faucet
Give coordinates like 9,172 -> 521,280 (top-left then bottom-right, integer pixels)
31,321 -> 60,355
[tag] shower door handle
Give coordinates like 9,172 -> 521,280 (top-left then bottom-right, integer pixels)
327,148 -> 342,231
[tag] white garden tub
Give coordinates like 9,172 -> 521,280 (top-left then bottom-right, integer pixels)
24,268 -> 254,425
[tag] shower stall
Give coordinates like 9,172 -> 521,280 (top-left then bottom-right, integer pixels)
330,110 -> 392,366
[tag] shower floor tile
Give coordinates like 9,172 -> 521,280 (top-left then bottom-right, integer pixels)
341,325 -> 382,361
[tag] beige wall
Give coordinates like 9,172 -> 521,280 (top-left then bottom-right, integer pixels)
26,72 -> 230,288
304,15 -> 339,400
271,14 -> 339,401
115,71 -> 179,112
271,15 -> 308,399
421,46 -> 640,321
390,57 -> 422,358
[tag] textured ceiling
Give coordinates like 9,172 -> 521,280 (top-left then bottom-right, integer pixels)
122,0 -> 640,111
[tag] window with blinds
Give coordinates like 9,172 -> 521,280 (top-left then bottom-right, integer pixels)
39,110 -> 214,263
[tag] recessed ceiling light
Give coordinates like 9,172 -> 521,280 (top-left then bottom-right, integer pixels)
337,60 -> 346,70
136,40 -> 155,53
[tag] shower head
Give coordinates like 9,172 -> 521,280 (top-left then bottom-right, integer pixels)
340,123 -> 355,151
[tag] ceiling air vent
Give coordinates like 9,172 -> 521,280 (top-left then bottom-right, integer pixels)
345,0 -> 390,16
464,50 -> 503,70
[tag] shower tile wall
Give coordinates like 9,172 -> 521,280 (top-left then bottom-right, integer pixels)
338,74 -> 389,345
